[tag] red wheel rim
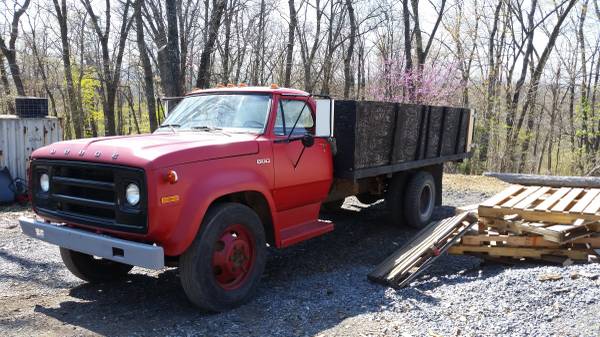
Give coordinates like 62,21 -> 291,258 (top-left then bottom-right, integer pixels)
212,224 -> 255,290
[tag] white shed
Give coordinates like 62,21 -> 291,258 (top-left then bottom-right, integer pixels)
0,115 -> 63,180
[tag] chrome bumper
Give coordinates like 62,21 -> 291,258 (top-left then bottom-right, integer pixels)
19,217 -> 164,269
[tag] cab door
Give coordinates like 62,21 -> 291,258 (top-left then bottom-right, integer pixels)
271,96 -> 333,211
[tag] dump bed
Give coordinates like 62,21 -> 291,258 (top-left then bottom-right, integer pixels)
333,100 -> 473,179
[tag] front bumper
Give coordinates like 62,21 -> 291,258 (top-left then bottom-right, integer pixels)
19,217 -> 164,269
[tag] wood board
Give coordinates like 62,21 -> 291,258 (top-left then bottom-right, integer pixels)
369,212 -> 476,288
448,245 -> 593,261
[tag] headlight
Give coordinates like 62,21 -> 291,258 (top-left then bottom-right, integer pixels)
40,173 -> 49,192
125,183 -> 140,206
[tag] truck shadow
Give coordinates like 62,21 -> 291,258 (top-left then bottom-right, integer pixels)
32,201 -> 485,336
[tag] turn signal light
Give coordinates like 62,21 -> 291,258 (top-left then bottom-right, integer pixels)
270,83 -> 279,89
165,170 -> 178,184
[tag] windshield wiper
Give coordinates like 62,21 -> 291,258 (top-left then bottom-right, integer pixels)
158,123 -> 181,133
190,125 -> 231,136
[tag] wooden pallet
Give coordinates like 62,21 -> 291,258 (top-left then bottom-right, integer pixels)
368,212 -> 476,288
478,185 -> 600,224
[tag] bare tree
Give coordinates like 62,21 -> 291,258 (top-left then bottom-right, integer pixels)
135,0 -> 158,131
284,0 -> 298,87
343,0 -> 356,98
80,0 -> 133,136
52,0 -> 84,138
0,0 -> 31,96
196,0 -> 227,88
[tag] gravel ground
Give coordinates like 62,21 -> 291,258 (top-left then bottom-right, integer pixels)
1,174 -> 599,337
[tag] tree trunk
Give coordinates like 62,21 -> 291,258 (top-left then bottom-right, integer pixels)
53,0 -> 84,138
251,0 -> 266,85
0,0 -> 30,96
0,54 -> 14,114
284,0 -> 298,87
165,0 -> 182,95
196,0 -> 227,88
81,0 -> 132,136
135,0 -> 158,132
402,0 -> 414,101
343,0 -> 356,99
478,0 -> 502,164
221,0 -> 234,84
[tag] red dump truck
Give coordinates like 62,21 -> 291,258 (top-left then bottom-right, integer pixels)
19,86 -> 473,311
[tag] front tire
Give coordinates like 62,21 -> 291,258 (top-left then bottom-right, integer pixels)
59,248 -> 133,283
179,203 -> 266,312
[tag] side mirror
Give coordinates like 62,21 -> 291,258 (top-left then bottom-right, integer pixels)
302,134 -> 315,147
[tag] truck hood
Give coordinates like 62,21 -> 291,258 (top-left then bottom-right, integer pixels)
31,132 -> 259,169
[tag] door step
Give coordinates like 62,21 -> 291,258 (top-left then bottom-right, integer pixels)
279,219 -> 334,247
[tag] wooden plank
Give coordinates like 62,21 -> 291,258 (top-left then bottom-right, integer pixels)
551,188 -> 584,212
369,213 -> 475,285
583,194 -> 600,215
513,221 -> 592,244
461,234 -> 561,248
483,172 -> 600,188
462,233 -> 600,248
501,186 -> 541,208
383,218 -> 462,280
534,187 -> 571,211
448,245 -> 592,261
513,186 -> 551,210
480,185 -> 524,207
570,189 -> 600,213
479,205 -> 600,224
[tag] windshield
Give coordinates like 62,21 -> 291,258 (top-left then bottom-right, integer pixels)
157,94 -> 271,134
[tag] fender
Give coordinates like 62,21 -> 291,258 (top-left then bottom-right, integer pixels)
160,167 -> 277,256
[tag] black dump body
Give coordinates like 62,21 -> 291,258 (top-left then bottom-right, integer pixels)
333,100 -> 473,179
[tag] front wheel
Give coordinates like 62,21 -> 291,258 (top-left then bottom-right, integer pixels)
179,203 -> 266,312
59,248 -> 133,283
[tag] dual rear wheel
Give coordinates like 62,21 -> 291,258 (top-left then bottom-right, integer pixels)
386,170 -> 437,229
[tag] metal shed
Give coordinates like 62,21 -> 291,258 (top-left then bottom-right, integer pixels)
0,115 -> 62,180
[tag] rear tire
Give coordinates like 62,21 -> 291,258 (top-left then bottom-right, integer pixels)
403,171 -> 436,229
59,248 -> 133,283
179,203 -> 266,312
386,174 -> 407,227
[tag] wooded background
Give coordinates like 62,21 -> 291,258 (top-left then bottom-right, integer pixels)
0,0 -> 598,175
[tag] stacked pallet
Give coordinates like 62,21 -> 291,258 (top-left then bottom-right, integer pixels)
449,185 -> 600,264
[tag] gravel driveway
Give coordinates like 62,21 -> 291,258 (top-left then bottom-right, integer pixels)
1,174 -> 599,337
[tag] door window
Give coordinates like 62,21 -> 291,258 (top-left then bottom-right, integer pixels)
274,99 -> 314,136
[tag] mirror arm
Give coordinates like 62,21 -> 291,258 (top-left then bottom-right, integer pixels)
293,145 -> 307,169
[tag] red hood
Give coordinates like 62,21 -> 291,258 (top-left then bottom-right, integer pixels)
31,132 -> 259,169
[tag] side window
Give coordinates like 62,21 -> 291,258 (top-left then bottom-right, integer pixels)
274,99 -> 315,136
